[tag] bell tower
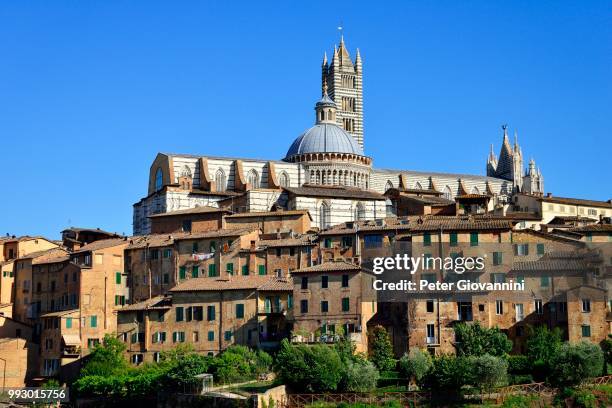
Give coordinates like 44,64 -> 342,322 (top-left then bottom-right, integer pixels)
322,36 -> 364,150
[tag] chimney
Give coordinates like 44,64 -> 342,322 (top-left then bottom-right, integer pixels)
546,193 -> 552,198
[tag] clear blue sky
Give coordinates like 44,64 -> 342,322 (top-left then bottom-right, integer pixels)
1,1 -> 610,239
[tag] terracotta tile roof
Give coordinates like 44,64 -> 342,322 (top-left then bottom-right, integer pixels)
512,229 -> 583,244
476,212 -> 542,221
148,206 -> 231,218
400,195 -> 455,206
410,218 -> 513,232
283,185 -> 386,200
318,219 -> 415,236
127,234 -> 175,249
170,276 -> 292,292
40,309 -> 79,318
455,194 -> 492,199
19,248 -> 68,263
512,251 -> 598,272
536,195 -> 612,208
72,238 -> 129,253
225,210 -> 310,219
571,224 -> 612,233
292,260 -> 361,274
172,228 -> 256,241
257,278 -> 293,291
547,216 -> 598,224
118,296 -> 171,311
258,236 -> 316,248
61,227 -> 120,236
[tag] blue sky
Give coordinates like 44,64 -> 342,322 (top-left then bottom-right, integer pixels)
1,1 -> 610,239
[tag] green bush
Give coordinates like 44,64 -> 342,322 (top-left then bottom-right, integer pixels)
471,354 -> 508,393
506,355 -> 532,374
507,374 -> 533,385
80,334 -> 130,377
398,349 -> 432,385
343,359 -> 379,392
549,342 -> 604,387
454,321 -> 512,357
423,354 -> 473,395
275,339 -> 344,392
208,345 -> 271,384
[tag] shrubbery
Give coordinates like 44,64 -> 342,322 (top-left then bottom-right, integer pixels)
549,342 -> 604,387
454,321 -> 512,357
369,326 -> 396,371
398,348 -> 432,386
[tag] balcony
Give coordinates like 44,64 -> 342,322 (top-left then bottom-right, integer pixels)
261,305 -> 286,315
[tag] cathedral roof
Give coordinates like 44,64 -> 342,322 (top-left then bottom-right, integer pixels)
285,122 -> 364,158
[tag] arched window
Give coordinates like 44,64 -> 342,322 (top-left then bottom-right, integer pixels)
443,186 -> 452,200
471,186 -> 480,195
154,167 -> 163,191
215,169 -> 226,191
385,180 -> 394,192
354,202 -> 366,221
319,202 -> 331,230
415,182 -> 423,190
180,165 -> 192,178
247,169 -> 259,189
278,171 -> 290,188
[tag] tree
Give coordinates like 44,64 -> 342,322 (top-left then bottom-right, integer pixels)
208,345 -> 271,384
600,335 -> 612,374
472,354 -> 508,394
549,342 -> 604,387
454,321 -> 512,357
423,354 -> 473,396
398,349 -> 433,386
369,326 -> 396,371
80,334 -> 129,377
275,339 -> 344,392
343,359 -> 380,392
526,326 -> 562,365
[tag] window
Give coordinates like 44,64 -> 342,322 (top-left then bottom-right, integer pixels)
192,242 -> 199,253
319,202 -> 331,229
321,276 -> 328,288
516,275 -> 525,284
301,277 -> 308,290
224,331 -> 232,341
354,203 -> 365,221
300,299 -> 308,313
287,294 -> 293,309
242,265 -> 249,275
176,307 -> 184,322
426,324 -> 435,343
179,266 -> 186,280
582,325 -> 591,337
422,273 -> 436,284
226,263 -> 234,274
582,299 -> 591,313
535,299 -> 543,315
163,273 -> 169,284
536,243 -> 545,256
426,300 -> 434,313
496,300 -> 503,315
423,232 -> 431,246
342,297 -> 350,312
247,169 -> 259,189
236,304 -> 244,319
215,168 -> 226,191
208,331 -> 215,341
321,300 -> 329,313
66,317 -> 72,329
278,171 -> 290,188
341,236 -> 353,248
172,331 -> 185,343
193,331 -> 199,342
182,220 -> 192,232
493,252 -> 503,266
186,307 -> 193,322
470,232 -> 478,246
207,305 -> 216,321
514,244 -> 529,256
208,264 -> 216,277
193,306 -> 203,321
491,273 -> 505,284
90,315 -> 97,328
258,265 -> 266,275
192,266 -> 199,278
342,274 -> 349,287
540,276 -> 550,287
364,235 -> 383,248
449,232 -> 458,247
324,238 -> 332,248
155,167 -> 163,190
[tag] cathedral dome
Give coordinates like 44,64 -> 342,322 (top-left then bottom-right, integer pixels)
285,123 -> 364,159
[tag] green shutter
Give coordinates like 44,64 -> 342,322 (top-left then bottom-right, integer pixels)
208,331 -> 214,341
342,297 -> 350,312
258,265 -> 266,275
236,304 -> 244,318
224,330 -> 232,341
226,263 -> 234,274
537,243 -> 545,255
470,232 -> 478,246
179,266 -> 186,280
287,294 -> 293,309
208,264 -> 216,277
423,232 -> 431,246
242,265 -> 249,275
90,315 -> 97,328
540,276 -> 550,287
115,272 -> 121,284
192,266 -> 199,278
66,317 -> 72,329
450,233 -> 458,246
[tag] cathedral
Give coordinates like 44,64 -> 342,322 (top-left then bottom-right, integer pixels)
133,37 -> 543,235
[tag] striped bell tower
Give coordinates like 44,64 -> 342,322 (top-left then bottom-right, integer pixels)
322,36 -> 364,150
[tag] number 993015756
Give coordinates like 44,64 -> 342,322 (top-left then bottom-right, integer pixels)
4,387 -> 68,402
